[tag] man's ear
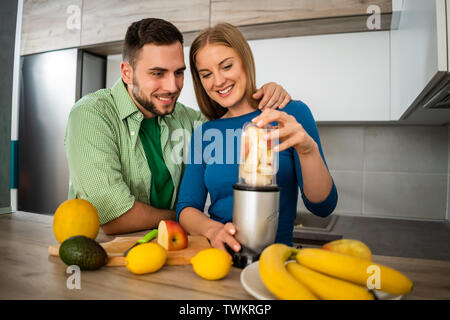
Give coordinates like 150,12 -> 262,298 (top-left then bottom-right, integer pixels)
121,61 -> 133,85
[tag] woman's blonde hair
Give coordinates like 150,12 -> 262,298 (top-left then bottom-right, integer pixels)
189,22 -> 258,120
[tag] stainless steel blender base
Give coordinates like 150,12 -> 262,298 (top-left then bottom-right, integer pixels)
232,186 -> 280,254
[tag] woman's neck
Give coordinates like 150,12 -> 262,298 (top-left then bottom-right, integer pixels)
221,99 -> 256,119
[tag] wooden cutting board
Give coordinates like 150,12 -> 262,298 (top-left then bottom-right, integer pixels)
48,235 -> 211,267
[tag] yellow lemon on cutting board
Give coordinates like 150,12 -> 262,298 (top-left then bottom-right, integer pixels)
191,248 -> 232,280
125,243 -> 167,275
53,199 -> 100,243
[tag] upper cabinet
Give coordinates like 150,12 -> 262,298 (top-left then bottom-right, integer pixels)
21,0 -> 395,56
21,0 -> 82,56
390,0 -> 450,124
81,0 -> 210,47
20,0 -> 210,56
210,0 -> 394,40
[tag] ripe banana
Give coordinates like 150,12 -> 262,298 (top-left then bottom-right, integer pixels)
258,244 -> 318,300
296,249 -> 413,295
286,262 -> 375,300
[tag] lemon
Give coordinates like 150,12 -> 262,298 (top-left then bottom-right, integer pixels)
53,199 -> 100,243
190,248 -> 232,280
125,243 -> 167,275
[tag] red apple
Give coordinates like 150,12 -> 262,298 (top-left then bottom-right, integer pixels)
157,220 -> 188,251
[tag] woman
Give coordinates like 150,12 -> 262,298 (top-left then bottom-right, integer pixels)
176,23 -> 337,253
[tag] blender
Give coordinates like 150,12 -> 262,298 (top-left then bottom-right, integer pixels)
229,122 -> 281,268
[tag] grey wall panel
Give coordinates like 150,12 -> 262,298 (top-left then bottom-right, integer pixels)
82,52 -> 106,97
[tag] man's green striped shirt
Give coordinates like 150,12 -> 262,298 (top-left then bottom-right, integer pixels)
64,79 -> 205,225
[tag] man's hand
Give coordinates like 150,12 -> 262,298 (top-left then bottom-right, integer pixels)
252,82 -> 291,110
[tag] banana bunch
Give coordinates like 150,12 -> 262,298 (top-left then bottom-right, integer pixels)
258,241 -> 413,300
258,244 -> 317,300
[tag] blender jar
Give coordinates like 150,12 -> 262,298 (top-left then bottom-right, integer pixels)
238,122 -> 278,187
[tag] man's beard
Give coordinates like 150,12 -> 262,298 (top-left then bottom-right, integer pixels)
131,77 -> 178,117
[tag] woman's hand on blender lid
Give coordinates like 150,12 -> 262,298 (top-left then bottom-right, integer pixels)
252,109 -> 317,154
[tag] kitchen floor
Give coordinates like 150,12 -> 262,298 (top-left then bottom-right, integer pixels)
295,214 -> 450,261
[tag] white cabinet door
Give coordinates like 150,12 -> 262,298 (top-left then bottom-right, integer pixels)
249,32 -> 390,122
175,32 -> 390,121
390,0 -> 446,120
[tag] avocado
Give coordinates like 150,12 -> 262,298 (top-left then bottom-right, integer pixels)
59,235 -> 108,270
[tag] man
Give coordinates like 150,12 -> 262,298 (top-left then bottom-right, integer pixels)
65,18 -> 290,235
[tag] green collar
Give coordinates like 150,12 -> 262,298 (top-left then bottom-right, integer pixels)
111,78 -> 143,120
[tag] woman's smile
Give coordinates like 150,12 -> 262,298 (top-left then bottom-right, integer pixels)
217,84 -> 234,97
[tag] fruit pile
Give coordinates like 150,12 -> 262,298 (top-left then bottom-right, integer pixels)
124,220 -> 232,279
53,201 -> 231,279
53,199 -> 107,270
259,239 -> 414,300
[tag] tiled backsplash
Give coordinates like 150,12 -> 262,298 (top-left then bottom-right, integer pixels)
297,125 -> 450,221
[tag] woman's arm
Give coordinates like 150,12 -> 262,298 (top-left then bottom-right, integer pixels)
178,207 -> 218,236
176,125 -> 241,253
178,207 -> 241,253
251,103 -> 337,215
294,141 -> 333,203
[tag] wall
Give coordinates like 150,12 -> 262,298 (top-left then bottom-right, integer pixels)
0,0 -> 19,214
304,125 -> 449,221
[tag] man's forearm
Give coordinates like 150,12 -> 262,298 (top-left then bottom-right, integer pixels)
101,201 -> 176,235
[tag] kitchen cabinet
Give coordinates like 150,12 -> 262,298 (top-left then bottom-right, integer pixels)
20,0 -> 210,56
390,0 -> 450,124
20,0 -> 82,56
211,0 -> 394,41
80,0 -> 210,52
21,0 -> 399,56
173,30 -> 391,122
249,31 -> 390,122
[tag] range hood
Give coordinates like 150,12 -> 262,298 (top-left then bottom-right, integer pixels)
394,0 -> 450,125
400,71 -> 450,124
423,75 -> 450,109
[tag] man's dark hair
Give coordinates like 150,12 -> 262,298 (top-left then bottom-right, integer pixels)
123,18 -> 184,68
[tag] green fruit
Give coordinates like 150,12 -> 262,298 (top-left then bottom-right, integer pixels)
59,235 -> 108,270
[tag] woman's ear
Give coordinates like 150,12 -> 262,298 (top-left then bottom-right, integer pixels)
121,61 -> 133,85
